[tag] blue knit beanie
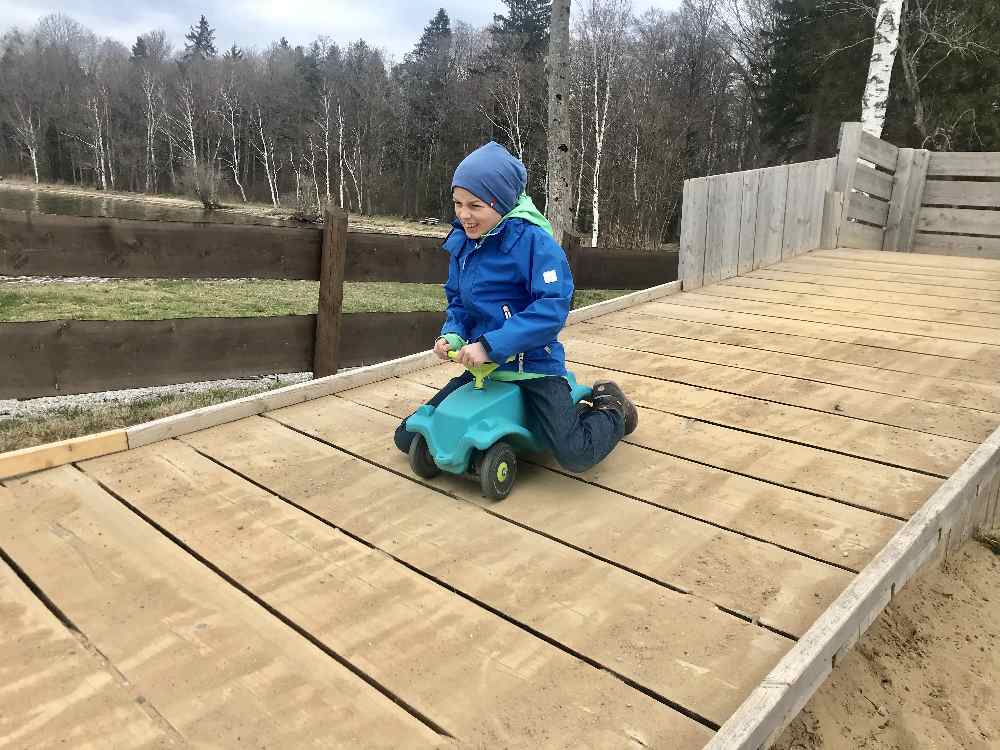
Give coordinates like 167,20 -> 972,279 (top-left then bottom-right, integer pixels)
451,142 -> 527,216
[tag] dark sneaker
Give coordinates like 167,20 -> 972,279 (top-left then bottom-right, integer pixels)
591,380 -> 638,436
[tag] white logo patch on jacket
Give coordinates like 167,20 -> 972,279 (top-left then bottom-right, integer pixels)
542,269 -> 558,284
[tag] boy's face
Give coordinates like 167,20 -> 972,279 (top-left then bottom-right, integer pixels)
453,187 -> 502,239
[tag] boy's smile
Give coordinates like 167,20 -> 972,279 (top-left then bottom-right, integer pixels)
453,187 -> 503,239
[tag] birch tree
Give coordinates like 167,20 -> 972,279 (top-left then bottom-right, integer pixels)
546,0 -> 574,246
860,0 -> 905,137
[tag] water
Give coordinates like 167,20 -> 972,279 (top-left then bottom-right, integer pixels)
0,185 -> 297,227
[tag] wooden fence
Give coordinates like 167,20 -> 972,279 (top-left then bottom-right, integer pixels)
0,208 -> 676,398
679,157 -> 836,290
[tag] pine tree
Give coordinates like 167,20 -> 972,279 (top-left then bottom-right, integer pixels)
184,15 -> 217,60
223,43 -> 242,61
412,9 -> 451,62
131,35 -> 148,60
492,0 -> 552,54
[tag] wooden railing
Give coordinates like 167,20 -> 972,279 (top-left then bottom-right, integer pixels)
0,208 -> 676,399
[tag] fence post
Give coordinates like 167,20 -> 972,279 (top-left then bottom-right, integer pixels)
313,207 -> 348,378
883,148 -> 929,252
832,122 -> 863,247
563,230 -> 581,307
820,191 -> 845,250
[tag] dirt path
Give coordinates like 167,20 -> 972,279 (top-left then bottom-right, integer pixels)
774,538 -> 1000,750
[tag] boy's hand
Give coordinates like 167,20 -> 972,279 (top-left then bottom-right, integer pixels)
433,337 -> 452,361
456,342 -> 489,367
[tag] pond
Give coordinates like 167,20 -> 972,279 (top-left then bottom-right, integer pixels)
0,185 -> 297,227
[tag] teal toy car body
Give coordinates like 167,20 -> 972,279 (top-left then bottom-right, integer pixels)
405,357 -> 592,500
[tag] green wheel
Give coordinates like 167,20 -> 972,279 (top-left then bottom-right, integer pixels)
479,441 -> 517,500
408,434 -> 440,479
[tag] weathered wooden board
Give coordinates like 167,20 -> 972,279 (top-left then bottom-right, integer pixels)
852,163 -> 894,200
0,429 -> 127,480
0,557 -> 176,749
858,131 -> 899,172
0,466 -> 444,748
562,336 -> 988,460
922,179 -> 1000,208
573,249 -> 677,289
80,439 -> 702,747
926,151 -> 1000,178
839,220 -> 883,250
699,283 -> 1000,333
918,207 -> 1000,237
738,169 -> 761,275
389,371 -> 936,520
776,256 -> 1000,292
847,192 -> 890,227
183,413 -> 778,729
812,247 -> 1000,274
725,275 -> 1000,317
680,177 -> 709,290
747,267 -> 1000,304
314,380 -> 852,636
912,232 -> 1000,259
599,306 -> 1000,385
754,166 -> 789,268
0,312 -> 445,399
652,292 -> 1000,368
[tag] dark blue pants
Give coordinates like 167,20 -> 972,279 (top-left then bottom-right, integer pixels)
394,373 -> 625,473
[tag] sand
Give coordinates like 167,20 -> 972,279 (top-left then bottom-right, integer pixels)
774,538 -> 1000,750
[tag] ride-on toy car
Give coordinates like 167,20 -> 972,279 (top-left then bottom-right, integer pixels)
405,338 -> 592,500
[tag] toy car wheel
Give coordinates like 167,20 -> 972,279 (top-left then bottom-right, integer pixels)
408,434 -> 440,479
479,441 -> 517,500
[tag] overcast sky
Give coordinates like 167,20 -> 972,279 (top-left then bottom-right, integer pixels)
2,1 -> 683,61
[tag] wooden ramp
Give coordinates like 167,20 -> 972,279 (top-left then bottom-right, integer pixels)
3,248 -> 1000,749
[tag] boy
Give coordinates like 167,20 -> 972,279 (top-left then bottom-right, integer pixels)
394,141 -> 637,473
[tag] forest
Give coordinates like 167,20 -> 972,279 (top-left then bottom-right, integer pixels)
2,0 -> 998,247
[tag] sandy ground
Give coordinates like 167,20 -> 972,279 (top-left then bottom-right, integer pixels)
774,538 -> 1000,750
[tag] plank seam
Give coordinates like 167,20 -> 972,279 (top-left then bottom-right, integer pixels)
773,263 -> 1000,293
747,270 -> 1000,305
184,430 -> 723,731
72,463 -> 457,740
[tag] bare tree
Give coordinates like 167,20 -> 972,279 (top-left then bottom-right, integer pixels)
218,77 -> 248,202
546,0 -> 574,245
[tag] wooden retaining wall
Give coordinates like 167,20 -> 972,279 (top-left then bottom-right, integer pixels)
914,151 -> 1000,258
679,158 -> 836,290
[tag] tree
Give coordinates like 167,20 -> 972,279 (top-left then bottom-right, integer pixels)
131,35 -> 148,60
184,15 -> 217,61
223,44 -> 243,61
860,0 -> 904,138
546,0 -> 573,245
493,0 -> 553,54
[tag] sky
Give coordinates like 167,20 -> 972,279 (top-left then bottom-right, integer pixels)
1,1 -> 683,61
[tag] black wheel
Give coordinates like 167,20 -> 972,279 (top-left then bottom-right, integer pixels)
479,441 -> 517,500
408,434 -> 440,479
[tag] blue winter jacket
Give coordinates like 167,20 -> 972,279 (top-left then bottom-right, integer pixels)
440,217 -> 574,377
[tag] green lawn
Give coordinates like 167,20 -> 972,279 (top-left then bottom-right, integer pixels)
0,280 -> 629,321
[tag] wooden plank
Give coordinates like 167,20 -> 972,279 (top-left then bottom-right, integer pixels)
811,246 -> 1000,273
600,304 -> 999,386
0,208 -> 322,279
654,292 -> 1000,370
183,413 -> 773,731
927,151 -> 1000,178
917,207 -> 1000,237
754,165 -> 788,269
573,249 -> 677,290
833,123 -> 863,195
922,179 -> 1000,208
704,175 -> 730,284
839,220 -> 884,250
807,159 -> 836,251
0,466 -> 444,747
389,371 -> 937,520
121,283 -> 678,450
568,320 -> 1000,427
821,191 -> 844,249
781,163 -> 810,259
0,429 -> 127,481
886,149 -> 930,251
737,169 -> 761,275
679,177 -> 709,290
707,425 -> 1000,750
344,231 -> 447,283
314,207 -> 348,377
0,557 -> 175,749
698,283 -> 1000,338
750,267 -> 1000,304
783,253 -> 1000,288
721,172 -> 745,281
728,273 -> 1000,316
912,232 -> 1000,260
858,131 -> 899,172
564,333 -> 993,453
0,312 -> 447,400
852,162 -> 894,200
80,440 -> 702,747
846,191 -> 890,227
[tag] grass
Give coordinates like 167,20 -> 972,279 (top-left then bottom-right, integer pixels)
0,384 -> 280,454
0,280 -> 629,321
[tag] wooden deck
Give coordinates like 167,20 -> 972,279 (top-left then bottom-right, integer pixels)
3,248 -> 1000,749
